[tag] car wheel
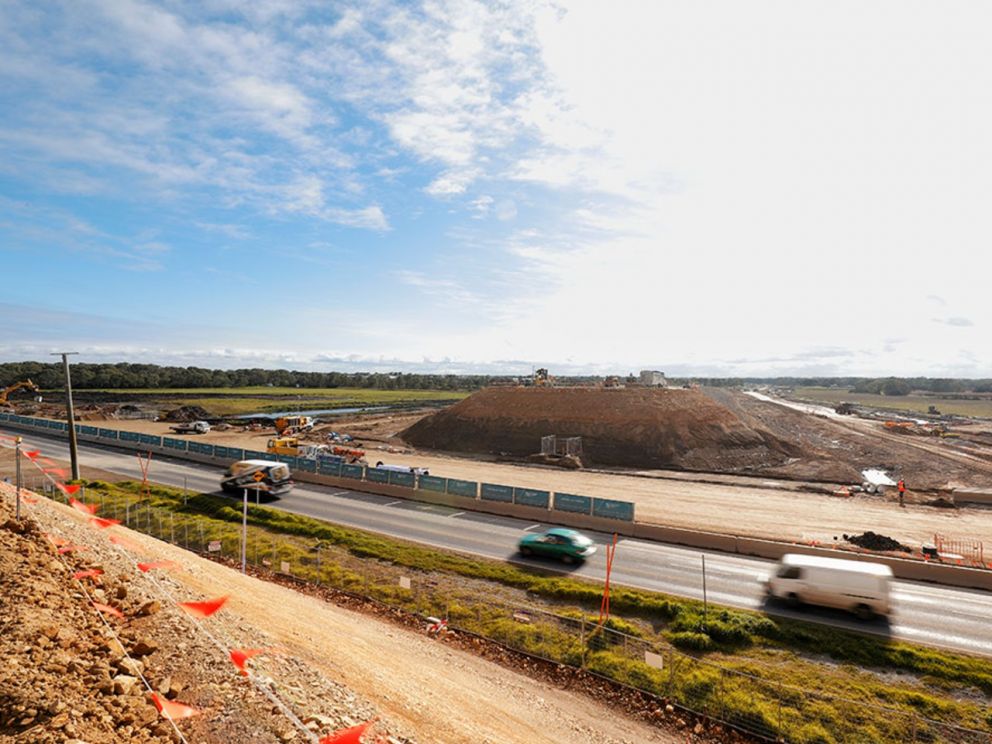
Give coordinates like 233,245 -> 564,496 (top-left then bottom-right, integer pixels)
786,592 -> 801,608
519,546 -> 532,557
854,604 -> 874,621
561,554 -> 576,565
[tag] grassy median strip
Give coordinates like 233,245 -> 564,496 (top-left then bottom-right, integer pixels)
78,480 -> 992,743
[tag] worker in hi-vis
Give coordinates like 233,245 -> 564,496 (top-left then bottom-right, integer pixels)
897,479 -> 906,508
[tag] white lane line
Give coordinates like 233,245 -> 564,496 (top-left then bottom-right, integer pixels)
449,511 -> 465,517
523,524 -> 543,531
384,500 -> 403,506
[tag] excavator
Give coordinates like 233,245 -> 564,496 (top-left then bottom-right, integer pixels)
0,379 -> 40,408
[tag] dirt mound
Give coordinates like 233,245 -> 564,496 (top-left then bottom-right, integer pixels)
402,387 -> 805,471
843,531 -> 912,553
161,405 -> 211,422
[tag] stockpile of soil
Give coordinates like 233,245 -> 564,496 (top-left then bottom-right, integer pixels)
402,387 -> 805,470
161,405 -> 211,423
843,531 -> 912,553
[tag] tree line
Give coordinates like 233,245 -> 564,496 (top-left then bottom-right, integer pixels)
0,362 -> 506,391
2,362 -> 990,395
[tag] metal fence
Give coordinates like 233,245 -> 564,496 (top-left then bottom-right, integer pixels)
35,485 -> 992,744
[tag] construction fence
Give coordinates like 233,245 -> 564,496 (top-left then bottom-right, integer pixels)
0,412 -> 636,523
31,482 -> 992,744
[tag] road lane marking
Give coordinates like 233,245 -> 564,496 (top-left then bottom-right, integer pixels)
384,500 -> 403,506
449,511 -> 465,517
523,524 -> 542,531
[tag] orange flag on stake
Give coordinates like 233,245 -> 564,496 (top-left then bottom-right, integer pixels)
21,494 -> 38,505
229,648 -> 267,676
70,497 -> 97,514
93,602 -> 124,619
178,596 -> 228,618
150,693 -> 201,720
73,569 -> 104,581
24,450 -> 40,459
109,534 -> 143,551
89,517 -> 121,529
59,484 -> 82,496
319,719 -> 376,744
137,560 -> 178,572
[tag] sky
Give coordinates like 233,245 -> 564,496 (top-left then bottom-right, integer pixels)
1,0 -> 990,377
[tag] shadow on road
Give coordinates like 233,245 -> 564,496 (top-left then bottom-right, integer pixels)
760,596 -> 894,639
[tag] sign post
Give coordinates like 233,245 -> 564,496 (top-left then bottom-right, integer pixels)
241,487 -> 248,574
14,436 -> 22,520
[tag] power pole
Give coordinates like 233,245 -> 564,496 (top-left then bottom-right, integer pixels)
51,352 -> 80,480
14,436 -> 22,520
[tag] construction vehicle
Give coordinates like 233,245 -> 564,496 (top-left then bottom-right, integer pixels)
169,420 -> 210,434
533,368 -> 553,386
0,379 -> 40,408
274,416 -> 315,435
266,436 -> 331,460
220,460 -> 293,499
331,445 -> 366,464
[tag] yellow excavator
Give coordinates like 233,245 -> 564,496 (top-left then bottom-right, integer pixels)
0,379 -> 40,408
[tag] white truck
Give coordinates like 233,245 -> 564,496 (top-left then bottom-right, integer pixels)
763,553 -> 893,620
169,420 -> 211,434
374,461 -> 429,476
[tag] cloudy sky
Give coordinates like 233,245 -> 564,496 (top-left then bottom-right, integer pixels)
1,0 -> 989,376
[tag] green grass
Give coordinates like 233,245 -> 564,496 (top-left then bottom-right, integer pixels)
74,386 -> 469,416
70,480 -> 992,743
791,386 -> 992,419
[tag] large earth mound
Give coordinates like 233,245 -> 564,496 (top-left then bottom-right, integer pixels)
402,387 -> 805,471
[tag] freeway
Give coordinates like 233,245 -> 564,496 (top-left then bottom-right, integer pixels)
6,426 -> 992,658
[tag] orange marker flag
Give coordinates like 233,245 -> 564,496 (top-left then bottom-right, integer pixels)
90,517 -> 121,529
24,450 -> 40,459
137,560 -> 178,573
150,693 -> 202,720
178,596 -> 228,618
109,534 -> 143,552
58,545 -> 86,554
319,719 -> 376,744
93,602 -> 124,619
229,648 -> 268,676
58,483 -> 82,496
21,494 -> 38,505
70,497 -> 98,514
73,568 -> 104,581
45,533 -> 67,547
44,467 -> 67,477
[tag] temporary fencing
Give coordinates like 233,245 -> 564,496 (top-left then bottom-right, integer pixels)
0,439 -> 382,744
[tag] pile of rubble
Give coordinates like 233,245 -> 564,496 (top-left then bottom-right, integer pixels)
843,531 -> 912,553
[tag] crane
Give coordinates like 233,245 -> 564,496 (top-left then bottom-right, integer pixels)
0,379 -> 41,408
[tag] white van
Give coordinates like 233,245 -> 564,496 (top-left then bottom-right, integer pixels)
763,553 -> 893,620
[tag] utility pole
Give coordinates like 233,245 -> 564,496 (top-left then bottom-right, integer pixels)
51,352 -> 80,480
14,436 -> 22,520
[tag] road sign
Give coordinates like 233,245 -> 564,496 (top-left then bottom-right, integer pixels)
253,470 -> 265,482
208,540 -> 222,553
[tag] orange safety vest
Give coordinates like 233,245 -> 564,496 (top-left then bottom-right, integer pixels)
898,480 -> 905,492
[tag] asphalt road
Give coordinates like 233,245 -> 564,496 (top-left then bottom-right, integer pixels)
6,427 -> 992,658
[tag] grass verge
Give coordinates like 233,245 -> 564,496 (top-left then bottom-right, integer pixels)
75,480 -> 992,743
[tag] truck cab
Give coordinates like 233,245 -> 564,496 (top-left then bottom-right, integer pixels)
221,460 -> 293,499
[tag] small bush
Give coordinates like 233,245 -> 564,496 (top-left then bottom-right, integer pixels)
669,632 -> 713,652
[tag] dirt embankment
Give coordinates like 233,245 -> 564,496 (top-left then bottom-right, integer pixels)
402,387 -> 803,471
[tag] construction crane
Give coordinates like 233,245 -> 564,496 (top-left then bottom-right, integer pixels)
0,379 -> 40,408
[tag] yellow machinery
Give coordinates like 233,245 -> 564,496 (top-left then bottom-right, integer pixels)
267,436 -> 302,455
0,379 -> 40,407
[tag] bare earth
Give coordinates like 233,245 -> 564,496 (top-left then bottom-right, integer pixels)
97,417 -> 992,551
3,479 -> 679,744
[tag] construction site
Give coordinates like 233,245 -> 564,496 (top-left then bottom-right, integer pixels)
6,374 -> 992,558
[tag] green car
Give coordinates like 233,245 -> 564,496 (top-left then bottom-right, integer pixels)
518,528 -> 597,564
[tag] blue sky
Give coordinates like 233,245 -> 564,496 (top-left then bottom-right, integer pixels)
2,1 -> 991,376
